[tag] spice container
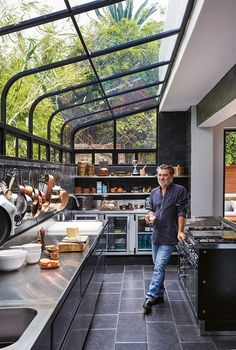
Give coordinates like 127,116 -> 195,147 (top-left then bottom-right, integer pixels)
47,245 -> 59,260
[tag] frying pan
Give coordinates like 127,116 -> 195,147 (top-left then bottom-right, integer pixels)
13,193 -> 28,225
0,194 -> 16,245
0,205 -> 12,245
56,189 -> 69,211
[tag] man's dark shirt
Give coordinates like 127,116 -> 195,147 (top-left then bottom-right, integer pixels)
149,182 -> 187,245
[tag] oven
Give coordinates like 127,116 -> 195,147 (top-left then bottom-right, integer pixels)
177,217 -> 236,334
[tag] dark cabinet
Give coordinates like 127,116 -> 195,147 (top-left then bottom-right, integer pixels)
51,232 -> 105,350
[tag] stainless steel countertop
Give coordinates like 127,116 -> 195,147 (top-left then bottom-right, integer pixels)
0,230 -> 101,350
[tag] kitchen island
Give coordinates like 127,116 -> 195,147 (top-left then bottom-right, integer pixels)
0,220 -> 106,350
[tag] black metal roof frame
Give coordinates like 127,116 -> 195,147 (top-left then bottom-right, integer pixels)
0,0 -> 195,156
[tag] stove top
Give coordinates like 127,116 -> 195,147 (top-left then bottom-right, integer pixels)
187,230 -> 236,243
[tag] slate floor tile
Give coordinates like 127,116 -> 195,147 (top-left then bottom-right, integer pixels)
95,293 -> 120,314
147,322 -> 181,350
104,265 -> 124,273
164,280 -> 182,290
170,300 -> 196,325
115,343 -> 147,350
104,273 -> 124,282
101,282 -> 122,293
122,289 -> 144,298
181,343 -> 216,350
119,298 -> 144,313
145,305 -> 173,322
83,329 -> 116,350
125,265 -> 143,271
116,313 -> 147,342
212,335 -> 236,349
124,271 -> 144,280
90,314 -> 118,329
167,290 -> 187,301
176,325 -> 212,343
123,279 -> 144,289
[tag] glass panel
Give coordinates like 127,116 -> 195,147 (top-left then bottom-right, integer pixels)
55,149 -> 60,163
74,121 -> 113,149
94,153 -> 112,165
18,138 -> 28,158
108,86 -> 158,107
50,147 -> 55,162
138,152 -> 156,164
50,115 -> 65,144
5,61 -> 95,133
63,124 -> 73,148
76,1 -> 166,51
102,67 -> 162,95
6,134 -> 16,157
0,0 -> 66,27
33,142 -> 39,160
40,144 -> 47,161
92,38 -> 171,77
113,98 -> 157,116
116,110 -> 156,149
118,153 -> 135,164
62,151 -> 71,165
75,153 -> 92,164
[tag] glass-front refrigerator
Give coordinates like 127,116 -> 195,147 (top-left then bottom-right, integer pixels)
105,214 -> 129,254
136,215 -> 152,254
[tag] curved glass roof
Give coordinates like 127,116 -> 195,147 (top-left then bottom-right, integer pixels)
0,0 -> 194,151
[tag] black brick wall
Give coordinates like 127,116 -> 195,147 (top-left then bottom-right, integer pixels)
158,111 -> 189,167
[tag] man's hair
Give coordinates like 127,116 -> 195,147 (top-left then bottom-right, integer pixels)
156,164 -> 174,175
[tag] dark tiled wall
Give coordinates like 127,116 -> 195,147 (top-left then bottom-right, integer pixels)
158,111 -> 189,167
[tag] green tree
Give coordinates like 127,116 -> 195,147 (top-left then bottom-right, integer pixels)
225,132 -> 236,165
95,0 -> 162,25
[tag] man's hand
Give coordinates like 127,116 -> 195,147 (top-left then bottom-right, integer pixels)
177,231 -> 186,241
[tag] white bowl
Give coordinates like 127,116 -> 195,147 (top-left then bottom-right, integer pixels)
25,251 -> 41,264
22,243 -> 42,252
0,250 -> 27,271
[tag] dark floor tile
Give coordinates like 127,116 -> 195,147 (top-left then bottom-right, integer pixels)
115,343 -> 147,350
170,301 -> 196,325
143,265 -> 153,272
101,282 -> 122,293
212,335 -> 236,349
164,280 -> 182,290
120,298 -> 144,313
124,271 -> 143,281
104,273 -> 124,282
123,279 -> 144,289
83,329 -> 116,350
122,289 -> 144,298
104,265 -> 124,273
116,313 -> 147,342
147,322 -> 181,350
167,290 -> 187,301
177,325 -> 212,343
145,305 -> 173,322
90,314 -> 118,329
144,272 -> 152,280
95,293 -> 120,314
165,270 -> 178,280
181,343 -> 216,350
125,265 -> 143,271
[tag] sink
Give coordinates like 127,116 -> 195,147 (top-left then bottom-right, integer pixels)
0,308 -> 37,348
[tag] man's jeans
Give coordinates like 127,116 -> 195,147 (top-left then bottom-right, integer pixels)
146,243 -> 175,301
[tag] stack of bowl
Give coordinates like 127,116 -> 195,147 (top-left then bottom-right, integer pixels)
0,250 -> 27,272
10,243 -> 42,264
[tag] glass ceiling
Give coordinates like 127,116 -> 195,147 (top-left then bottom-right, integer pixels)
0,0 -> 193,147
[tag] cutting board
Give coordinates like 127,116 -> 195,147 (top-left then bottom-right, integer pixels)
58,236 -> 89,252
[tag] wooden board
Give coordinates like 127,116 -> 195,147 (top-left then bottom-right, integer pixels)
58,236 -> 89,252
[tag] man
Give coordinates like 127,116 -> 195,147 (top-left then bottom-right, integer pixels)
143,164 -> 187,312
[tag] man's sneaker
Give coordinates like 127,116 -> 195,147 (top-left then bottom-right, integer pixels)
143,298 -> 155,312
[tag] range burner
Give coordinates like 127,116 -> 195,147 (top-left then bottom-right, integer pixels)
187,230 -> 236,244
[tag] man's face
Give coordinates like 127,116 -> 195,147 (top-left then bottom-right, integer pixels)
157,169 -> 174,188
